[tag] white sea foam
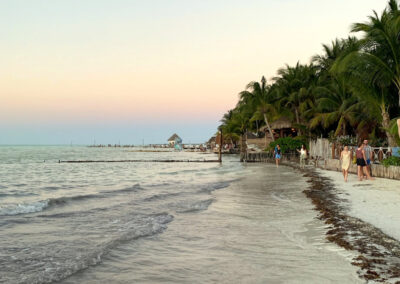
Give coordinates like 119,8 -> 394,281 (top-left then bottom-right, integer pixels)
0,200 -> 49,216
4,213 -> 174,284
176,199 -> 213,213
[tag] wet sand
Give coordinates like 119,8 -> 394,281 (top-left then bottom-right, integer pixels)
62,163 -> 361,283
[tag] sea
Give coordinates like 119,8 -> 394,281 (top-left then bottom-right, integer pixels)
0,146 -> 362,283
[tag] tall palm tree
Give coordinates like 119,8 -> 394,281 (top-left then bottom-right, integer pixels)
308,37 -> 362,138
332,0 -> 400,146
221,109 -> 234,126
273,63 -> 318,135
351,74 -> 397,146
239,76 -> 276,141
336,0 -> 400,106
220,109 -> 240,146
310,77 -> 360,137
312,37 -> 359,75
220,106 -> 254,150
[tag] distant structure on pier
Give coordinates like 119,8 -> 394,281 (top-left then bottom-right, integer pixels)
167,133 -> 183,150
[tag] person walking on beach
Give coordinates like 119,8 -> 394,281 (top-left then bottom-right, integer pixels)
356,142 -> 374,181
274,144 -> 281,167
297,144 -> 307,169
363,139 -> 372,176
340,146 -> 351,182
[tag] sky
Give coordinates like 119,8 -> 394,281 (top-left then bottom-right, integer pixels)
0,0 -> 389,145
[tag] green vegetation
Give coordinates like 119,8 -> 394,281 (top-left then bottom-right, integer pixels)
219,0 -> 400,148
382,156 -> 400,167
268,137 -> 306,154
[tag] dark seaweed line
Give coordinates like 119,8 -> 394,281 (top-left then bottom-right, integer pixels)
253,159 -> 400,282
300,167 -> 400,283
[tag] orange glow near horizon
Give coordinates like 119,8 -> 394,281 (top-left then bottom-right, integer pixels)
0,0 -> 388,130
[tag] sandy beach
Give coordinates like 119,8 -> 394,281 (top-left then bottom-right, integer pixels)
301,166 -> 400,283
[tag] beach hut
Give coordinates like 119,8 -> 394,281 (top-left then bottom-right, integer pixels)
206,135 -> 216,150
261,117 -> 297,139
168,134 -> 182,147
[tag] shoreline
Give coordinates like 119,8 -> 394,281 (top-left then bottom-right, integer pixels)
276,160 -> 400,282
59,160 -> 362,283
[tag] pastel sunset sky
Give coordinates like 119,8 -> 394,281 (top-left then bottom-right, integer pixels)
1,0 -> 387,145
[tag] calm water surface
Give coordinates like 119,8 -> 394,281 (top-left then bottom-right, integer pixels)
0,146 -> 360,283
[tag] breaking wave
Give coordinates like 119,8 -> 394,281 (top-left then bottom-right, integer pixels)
0,200 -> 50,216
176,199 -> 214,213
198,180 -> 233,193
0,184 -> 144,216
6,213 -> 174,284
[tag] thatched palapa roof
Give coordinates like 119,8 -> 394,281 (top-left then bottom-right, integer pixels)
271,117 -> 292,129
261,117 -> 292,131
168,133 -> 181,141
246,132 -> 258,139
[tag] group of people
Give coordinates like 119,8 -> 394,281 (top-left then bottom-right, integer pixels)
273,144 -> 307,168
273,139 -> 376,182
340,140 -> 374,182
272,120 -> 400,179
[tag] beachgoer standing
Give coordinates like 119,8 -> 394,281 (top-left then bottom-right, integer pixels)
363,139 -> 372,176
356,143 -> 366,181
356,142 -> 374,181
274,144 -> 281,167
297,145 -> 307,169
340,146 -> 351,182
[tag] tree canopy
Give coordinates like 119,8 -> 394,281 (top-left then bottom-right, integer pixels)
219,0 -> 400,147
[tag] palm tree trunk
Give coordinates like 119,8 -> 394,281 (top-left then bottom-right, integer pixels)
343,122 -> 346,136
264,132 -> 267,148
295,108 -> 300,124
263,113 -> 275,142
382,110 -> 396,147
295,108 -> 302,136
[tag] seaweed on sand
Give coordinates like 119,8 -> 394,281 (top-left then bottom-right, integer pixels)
298,165 -> 400,283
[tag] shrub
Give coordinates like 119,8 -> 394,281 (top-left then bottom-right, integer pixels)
267,137 -> 306,154
381,156 -> 400,167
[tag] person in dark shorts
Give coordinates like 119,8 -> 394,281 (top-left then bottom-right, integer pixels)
356,142 -> 374,181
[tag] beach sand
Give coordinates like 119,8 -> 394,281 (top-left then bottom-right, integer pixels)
302,166 -> 400,283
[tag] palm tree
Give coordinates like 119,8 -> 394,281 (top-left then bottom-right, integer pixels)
337,0 -> 400,106
308,37 -> 362,138
332,0 -> 400,146
273,63 -> 318,135
351,75 -> 397,146
221,109 -> 234,126
312,37 -> 359,75
239,76 -> 276,141
220,109 -> 240,146
310,77 -> 360,137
